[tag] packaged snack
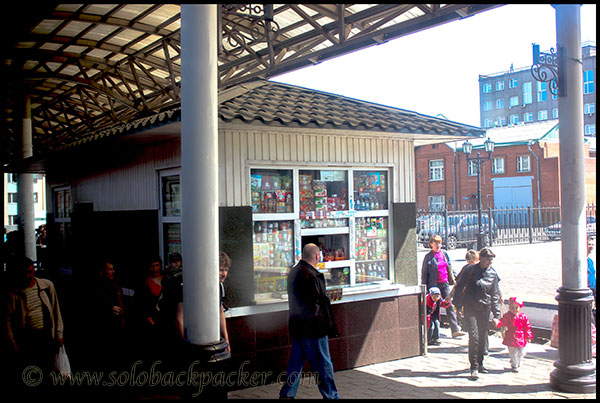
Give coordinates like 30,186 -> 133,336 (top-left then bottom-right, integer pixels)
250,175 -> 262,192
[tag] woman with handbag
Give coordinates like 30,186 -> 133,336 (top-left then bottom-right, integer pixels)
421,235 -> 465,339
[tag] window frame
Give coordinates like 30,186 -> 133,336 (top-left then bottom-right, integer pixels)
496,81 -> 505,91
429,159 -> 444,181
584,70 -> 594,94
428,195 -> 445,212
517,155 -> 531,173
492,157 -> 505,174
523,82 -> 532,105
538,110 -> 548,121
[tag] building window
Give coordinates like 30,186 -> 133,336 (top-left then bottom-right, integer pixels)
428,195 -> 445,212
495,116 -> 506,127
509,78 -> 518,89
429,160 -> 444,181
517,156 -> 531,173
585,124 -> 596,135
483,83 -> 492,93
510,114 -> 519,124
496,81 -> 504,91
496,99 -> 505,109
524,112 -> 534,122
484,119 -> 493,128
523,82 -> 532,105
467,160 -> 478,176
584,103 -> 595,115
537,81 -> 547,102
8,215 -> 18,225
584,70 -> 594,94
483,101 -> 492,111
8,192 -> 17,203
552,108 -> 559,119
538,110 -> 548,121
509,96 -> 519,108
492,157 -> 505,174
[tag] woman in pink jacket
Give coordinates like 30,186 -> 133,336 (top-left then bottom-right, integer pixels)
496,297 -> 533,372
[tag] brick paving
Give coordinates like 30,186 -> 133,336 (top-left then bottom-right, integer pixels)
228,241 -> 597,399
228,327 -> 596,399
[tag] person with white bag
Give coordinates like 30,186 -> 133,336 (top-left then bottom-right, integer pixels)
5,255 -> 66,384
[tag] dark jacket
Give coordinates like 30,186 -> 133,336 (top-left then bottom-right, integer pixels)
287,259 -> 339,339
455,263 -> 502,318
421,249 -> 456,290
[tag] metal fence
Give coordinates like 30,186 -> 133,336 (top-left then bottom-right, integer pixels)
416,203 -> 596,249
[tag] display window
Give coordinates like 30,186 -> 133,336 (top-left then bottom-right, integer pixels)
163,223 -> 182,257
161,174 -> 181,217
353,170 -> 388,211
355,216 -> 389,284
250,169 -> 293,214
253,220 -> 294,297
250,167 -> 391,304
299,169 -> 348,217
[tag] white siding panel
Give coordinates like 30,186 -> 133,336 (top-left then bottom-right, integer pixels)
219,128 -> 415,206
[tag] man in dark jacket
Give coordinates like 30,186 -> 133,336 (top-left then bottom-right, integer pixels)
279,243 -> 340,399
454,247 -> 502,380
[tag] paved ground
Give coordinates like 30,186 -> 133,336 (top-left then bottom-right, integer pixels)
228,326 -> 595,399
418,240 -> 595,305
228,240 -> 597,399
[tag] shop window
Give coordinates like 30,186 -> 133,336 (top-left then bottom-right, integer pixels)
353,171 -> 388,211
159,170 -> 182,261
299,170 -> 348,216
253,220 -> 294,296
355,217 -> 388,284
162,174 -> 181,217
251,169 -> 293,214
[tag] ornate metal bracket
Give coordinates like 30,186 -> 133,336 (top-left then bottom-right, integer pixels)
219,4 -> 280,57
531,44 -> 566,98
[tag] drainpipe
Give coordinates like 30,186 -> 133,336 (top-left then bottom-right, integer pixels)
527,140 -> 542,223
453,142 -> 458,211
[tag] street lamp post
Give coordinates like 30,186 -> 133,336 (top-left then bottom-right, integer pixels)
462,138 -> 495,250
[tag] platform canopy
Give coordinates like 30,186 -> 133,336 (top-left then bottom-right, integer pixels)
0,3 -> 501,169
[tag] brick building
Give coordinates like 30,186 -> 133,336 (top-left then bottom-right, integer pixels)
415,120 -> 596,212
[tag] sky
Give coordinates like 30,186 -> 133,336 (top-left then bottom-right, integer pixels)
270,4 -> 597,128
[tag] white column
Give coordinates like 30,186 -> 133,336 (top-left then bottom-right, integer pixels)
180,4 -> 220,345
556,5 -> 586,289
17,95 -> 36,261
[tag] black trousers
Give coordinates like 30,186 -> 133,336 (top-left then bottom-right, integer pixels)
464,305 -> 490,370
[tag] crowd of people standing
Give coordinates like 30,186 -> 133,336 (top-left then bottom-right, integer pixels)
2,248 -> 233,394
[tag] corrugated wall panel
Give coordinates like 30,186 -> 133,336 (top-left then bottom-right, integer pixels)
220,128 -> 415,207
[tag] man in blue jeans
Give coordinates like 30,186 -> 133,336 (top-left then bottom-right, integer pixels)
279,243 -> 340,399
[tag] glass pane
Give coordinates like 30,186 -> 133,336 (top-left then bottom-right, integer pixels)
353,171 -> 388,211
162,175 -> 181,217
163,223 -> 181,258
300,218 -> 348,229
250,169 -> 293,214
253,220 -> 294,295
64,189 -> 71,218
355,217 -> 389,283
56,191 -> 64,219
299,170 -> 348,217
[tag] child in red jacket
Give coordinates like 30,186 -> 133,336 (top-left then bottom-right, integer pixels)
427,287 -> 451,346
496,297 -> 534,372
